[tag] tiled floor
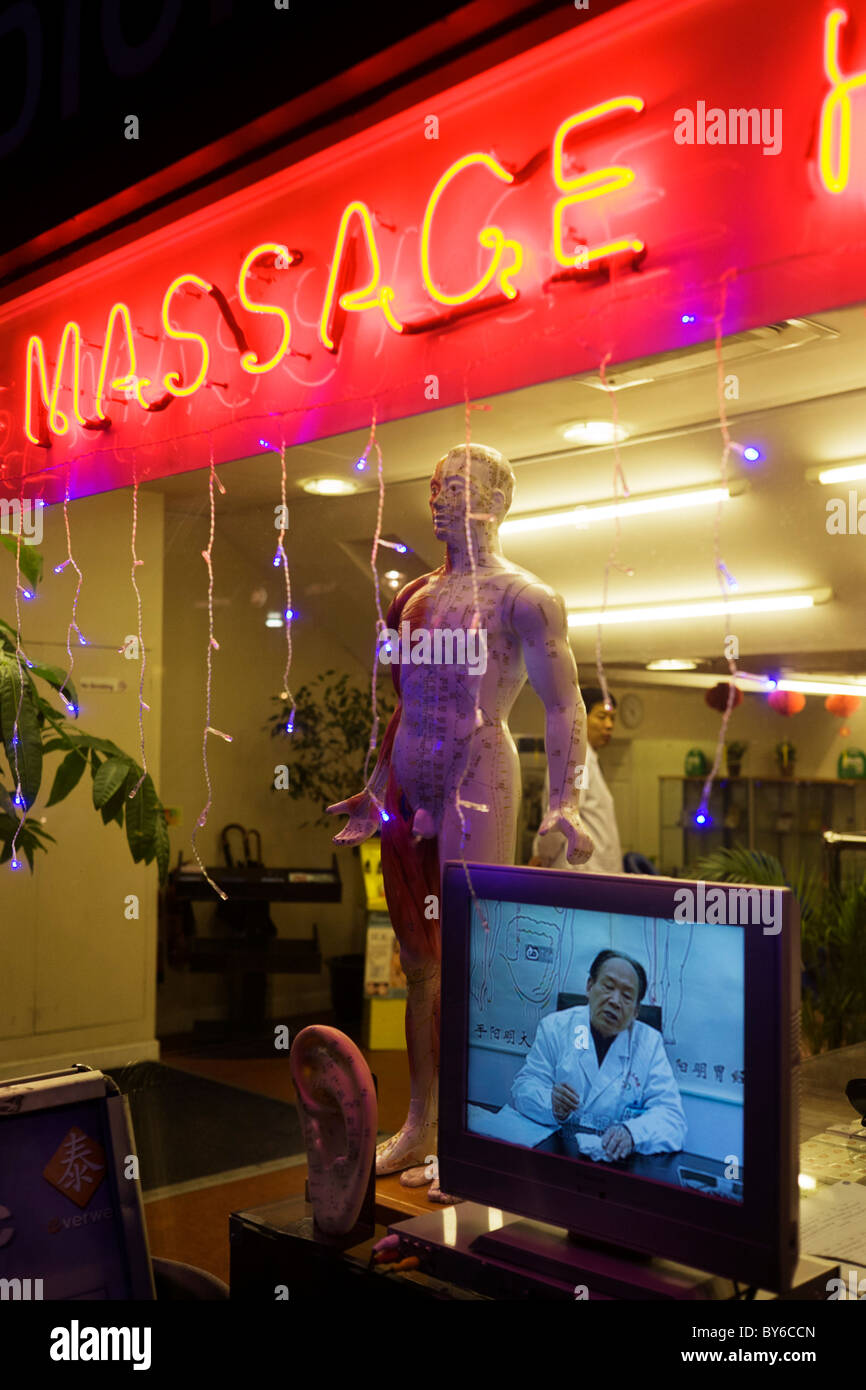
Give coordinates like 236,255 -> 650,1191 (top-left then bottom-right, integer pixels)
144,1041 -> 416,1286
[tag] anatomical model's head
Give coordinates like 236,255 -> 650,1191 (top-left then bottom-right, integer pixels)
429,443 -> 515,546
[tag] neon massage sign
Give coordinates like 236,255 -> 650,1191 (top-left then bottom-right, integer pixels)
12,4 -> 866,470
23,95 -> 650,449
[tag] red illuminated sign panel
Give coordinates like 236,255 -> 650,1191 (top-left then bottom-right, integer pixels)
1,0 -> 866,501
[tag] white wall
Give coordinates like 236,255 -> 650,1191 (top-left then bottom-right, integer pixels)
0,491 -> 163,1080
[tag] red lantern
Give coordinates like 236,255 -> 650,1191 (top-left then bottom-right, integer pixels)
768,689 -> 806,717
705,682 -> 743,713
825,694 -> 861,718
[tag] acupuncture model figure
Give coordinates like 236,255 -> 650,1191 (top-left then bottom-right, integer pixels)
290,1025 -> 378,1235
328,444 -> 593,1199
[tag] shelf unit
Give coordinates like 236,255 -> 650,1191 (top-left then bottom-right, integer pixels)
659,776 -> 866,879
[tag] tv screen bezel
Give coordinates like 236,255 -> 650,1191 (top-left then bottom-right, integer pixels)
439,862 -> 799,1293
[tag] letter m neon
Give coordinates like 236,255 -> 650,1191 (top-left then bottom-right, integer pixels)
25,323 -> 86,443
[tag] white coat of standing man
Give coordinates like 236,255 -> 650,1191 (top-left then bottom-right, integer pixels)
530,687 -> 623,874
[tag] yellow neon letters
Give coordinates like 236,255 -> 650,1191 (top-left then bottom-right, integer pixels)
238,244 -> 293,374
819,8 -> 866,194
25,322 -> 86,443
319,202 -> 402,352
94,303 -> 139,420
552,97 -> 645,268
420,153 -> 524,305
162,274 -> 213,396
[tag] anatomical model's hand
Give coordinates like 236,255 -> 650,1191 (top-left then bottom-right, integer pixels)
327,789 -> 384,845
537,808 -> 594,866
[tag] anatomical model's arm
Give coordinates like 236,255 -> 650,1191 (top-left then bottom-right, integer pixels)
511,583 -> 593,866
327,582 -> 419,845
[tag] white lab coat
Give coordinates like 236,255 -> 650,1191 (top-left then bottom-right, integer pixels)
531,744 -> 623,874
510,1005 -> 687,1154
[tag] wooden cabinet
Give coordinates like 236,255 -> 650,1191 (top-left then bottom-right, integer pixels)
659,776 -> 866,878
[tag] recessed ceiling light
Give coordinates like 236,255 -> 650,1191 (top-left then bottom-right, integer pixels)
562,421 -> 630,445
646,659 -> 699,671
384,570 -> 403,581
302,477 -> 358,496
265,611 -> 284,628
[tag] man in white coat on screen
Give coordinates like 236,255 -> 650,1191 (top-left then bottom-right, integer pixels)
511,950 -> 687,1160
530,687 -> 623,874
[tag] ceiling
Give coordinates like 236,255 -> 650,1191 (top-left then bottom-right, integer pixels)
150,301 -> 866,685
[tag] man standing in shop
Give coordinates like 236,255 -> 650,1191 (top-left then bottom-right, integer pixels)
530,686 -> 623,874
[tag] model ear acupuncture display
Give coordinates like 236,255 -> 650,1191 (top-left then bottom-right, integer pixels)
289,1026 -> 378,1235
328,443 -> 594,1199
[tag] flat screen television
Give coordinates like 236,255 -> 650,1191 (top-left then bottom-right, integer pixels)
439,863 -> 800,1293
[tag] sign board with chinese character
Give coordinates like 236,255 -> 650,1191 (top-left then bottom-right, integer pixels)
0,1065 -> 154,1299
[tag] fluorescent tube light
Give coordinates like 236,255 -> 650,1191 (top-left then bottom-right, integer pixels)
568,591 -> 825,628
502,485 -> 733,536
816,461 -> 866,485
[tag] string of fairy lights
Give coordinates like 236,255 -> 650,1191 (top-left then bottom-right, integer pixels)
360,412 -> 387,790
588,269 -> 745,833
9,524 -> 28,868
189,444 -> 232,900
127,477 -> 149,800
273,440 -> 297,736
695,270 -> 742,825
593,351 -> 635,714
456,397 -> 493,934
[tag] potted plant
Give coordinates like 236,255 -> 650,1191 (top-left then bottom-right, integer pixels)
775,739 -> 796,778
696,844 -> 866,1054
725,740 -> 748,777
266,670 -> 397,826
0,539 -> 169,879
266,670 -> 398,1028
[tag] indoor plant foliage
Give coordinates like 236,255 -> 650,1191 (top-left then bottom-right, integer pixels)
267,669 -> 397,828
696,843 -> 866,1053
0,541 -> 170,881
725,740 -> 748,777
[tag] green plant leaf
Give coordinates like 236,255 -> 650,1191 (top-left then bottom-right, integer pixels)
100,778 -> 127,826
46,749 -> 88,806
92,756 -> 130,809
153,808 -> 170,885
28,662 -> 78,711
0,534 -> 43,588
0,654 -> 43,808
125,769 -> 158,862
